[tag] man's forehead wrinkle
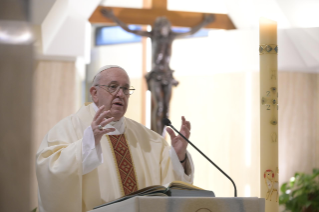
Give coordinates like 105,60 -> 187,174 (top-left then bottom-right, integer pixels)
99,70 -> 130,86
109,81 -> 130,85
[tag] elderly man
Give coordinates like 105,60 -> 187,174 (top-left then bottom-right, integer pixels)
36,65 -> 194,212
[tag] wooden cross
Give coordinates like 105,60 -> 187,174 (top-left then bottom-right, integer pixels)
88,0 -> 235,127
89,0 -> 236,29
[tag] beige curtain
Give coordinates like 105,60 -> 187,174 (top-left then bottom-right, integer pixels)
31,60 -> 77,209
278,72 -> 319,185
169,72 -> 260,197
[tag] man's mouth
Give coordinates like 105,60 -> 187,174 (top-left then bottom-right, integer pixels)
113,102 -> 123,106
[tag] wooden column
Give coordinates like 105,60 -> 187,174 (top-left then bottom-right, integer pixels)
0,33 -> 34,212
0,1 -> 34,211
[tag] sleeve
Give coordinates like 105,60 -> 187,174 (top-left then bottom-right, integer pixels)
82,126 -> 103,175
36,117 -> 83,212
159,141 -> 194,186
169,147 -> 194,183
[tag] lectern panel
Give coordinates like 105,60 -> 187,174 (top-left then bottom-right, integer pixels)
89,197 -> 265,212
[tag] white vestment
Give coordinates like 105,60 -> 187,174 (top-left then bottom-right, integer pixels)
36,103 -> 194,212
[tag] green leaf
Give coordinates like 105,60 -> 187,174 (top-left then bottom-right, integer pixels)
279,194 -> 290,204
280,183 -> 288,193
279,170 -> 319,212
305,201 -> 312,208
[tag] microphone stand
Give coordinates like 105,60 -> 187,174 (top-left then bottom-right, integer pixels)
164,119 -> 237,197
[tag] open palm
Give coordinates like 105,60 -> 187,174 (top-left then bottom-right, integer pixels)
166,116 -> 191,161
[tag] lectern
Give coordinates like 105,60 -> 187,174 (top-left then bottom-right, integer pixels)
89,197 -> 265,212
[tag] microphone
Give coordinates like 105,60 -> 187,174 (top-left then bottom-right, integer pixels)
163,118 -> 237,197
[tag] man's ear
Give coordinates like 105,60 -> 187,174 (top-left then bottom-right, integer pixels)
90,86 -> 98,103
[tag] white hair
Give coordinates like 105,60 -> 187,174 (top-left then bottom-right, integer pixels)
91,65 -> 127,87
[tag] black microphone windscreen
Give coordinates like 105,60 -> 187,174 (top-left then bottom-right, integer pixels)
162,118 -> 171,126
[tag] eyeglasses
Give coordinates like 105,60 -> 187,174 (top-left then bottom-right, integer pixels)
95,84 -> 135,95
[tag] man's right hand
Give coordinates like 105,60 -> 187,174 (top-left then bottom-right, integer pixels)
91,105 -> 115,145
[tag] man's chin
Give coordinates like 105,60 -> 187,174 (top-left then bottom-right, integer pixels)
110,110 -> 125,121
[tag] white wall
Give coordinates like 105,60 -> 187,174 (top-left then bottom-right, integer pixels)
169,32 -> 260,197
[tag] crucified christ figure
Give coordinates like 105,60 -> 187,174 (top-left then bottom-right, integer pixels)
101,9 -> 214,135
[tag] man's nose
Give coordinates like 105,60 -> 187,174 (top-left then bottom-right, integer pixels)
115,87 -> 125,97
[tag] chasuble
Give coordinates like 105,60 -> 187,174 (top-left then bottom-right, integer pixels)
36,103 -> 194,212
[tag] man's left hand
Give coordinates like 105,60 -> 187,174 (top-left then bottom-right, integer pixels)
166,116 -> 191,162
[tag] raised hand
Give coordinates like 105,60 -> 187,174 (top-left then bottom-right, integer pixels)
166,116 -> 191,162
91,105 -> 115,145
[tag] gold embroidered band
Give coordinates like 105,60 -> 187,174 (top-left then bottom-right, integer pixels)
259,44 -> 278,55
108,134 -> 138,196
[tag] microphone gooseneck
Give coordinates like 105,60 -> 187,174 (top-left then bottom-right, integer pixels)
163,118 -> 237,197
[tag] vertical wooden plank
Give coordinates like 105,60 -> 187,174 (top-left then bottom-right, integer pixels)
143,0 -> 152,9
152,0 -> 167,10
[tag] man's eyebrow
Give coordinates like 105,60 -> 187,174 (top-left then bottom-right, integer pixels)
108,81 -> 118,84
108,81 -> 130,86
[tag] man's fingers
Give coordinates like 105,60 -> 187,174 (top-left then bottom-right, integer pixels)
94,127 -> 115,135
181,124 -> 190,139
93,105 -> 105,121
166,127 -> 176,139
185,120 -> 191,132
96,110 -> 112,124
101,127 -> 115,134
93,128 -> 115,142
94,117 -> 114,132
99,117 -> 115,127
182,124 -> 190,133
181,116 -> 191,133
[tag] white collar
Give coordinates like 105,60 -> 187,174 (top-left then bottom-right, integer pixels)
92,103 -> 125,135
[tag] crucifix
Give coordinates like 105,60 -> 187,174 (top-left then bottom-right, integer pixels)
89,0 -> 236,135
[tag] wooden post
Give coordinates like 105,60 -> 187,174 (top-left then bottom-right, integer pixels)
0,28 -> 34,212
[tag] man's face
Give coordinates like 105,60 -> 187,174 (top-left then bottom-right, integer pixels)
91,68 -> 130,121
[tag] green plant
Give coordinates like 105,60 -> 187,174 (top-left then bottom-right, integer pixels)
279,168 -> 319,212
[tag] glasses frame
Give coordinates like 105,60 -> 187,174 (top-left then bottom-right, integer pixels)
95,84 -> 135,95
